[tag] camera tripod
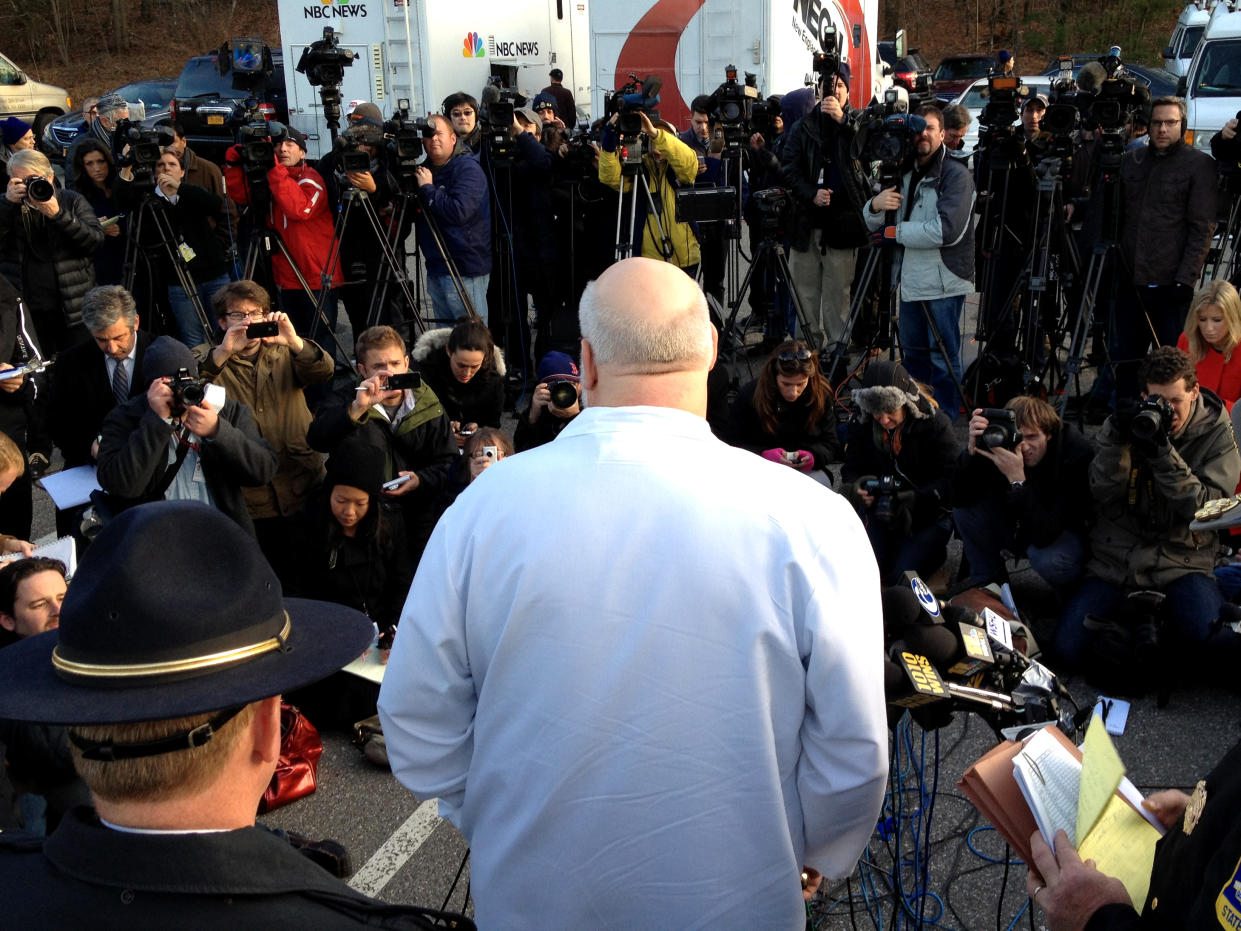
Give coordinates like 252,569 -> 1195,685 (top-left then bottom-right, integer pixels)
974,128 -> 1035,351
1204,184 -> 1241,285
613,142 -> 674,262
122,188 -> 216,347
720,231 -> 818,366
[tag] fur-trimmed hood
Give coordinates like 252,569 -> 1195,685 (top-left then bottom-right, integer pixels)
852,361 -> 931,420
411,326 -> 507,379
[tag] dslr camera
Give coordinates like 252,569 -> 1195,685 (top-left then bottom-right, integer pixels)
547,380 -> 579,410
21,175 -> 55,204
170,368 -> 209,414
1131,396 -> 1174,443
977,408 -> 1023,452
860,474 -> 905,524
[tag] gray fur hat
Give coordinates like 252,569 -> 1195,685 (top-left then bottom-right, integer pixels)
853,361 -> 928,419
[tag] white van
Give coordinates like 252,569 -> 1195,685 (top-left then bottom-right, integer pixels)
1163,1 -> 1212,77
1179,1 -> 1241,153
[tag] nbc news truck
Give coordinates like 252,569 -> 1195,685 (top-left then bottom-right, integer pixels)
275,0 -> 591,160
589,0 -> 882,130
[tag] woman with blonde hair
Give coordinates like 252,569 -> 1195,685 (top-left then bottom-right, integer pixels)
1178,280 -> 1241,410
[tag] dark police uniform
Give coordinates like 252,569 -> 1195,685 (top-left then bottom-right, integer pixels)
0,806 -> 464,929
1086,739 -> 1241,929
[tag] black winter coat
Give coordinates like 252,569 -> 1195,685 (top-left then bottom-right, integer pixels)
780,108 -> 871,251
0,806 -> 474,929
0,187 -> 103,341
724,379 -> 841,468
952,421 -> 1095,550
416,348 -> 504,429
842,400 -> 959,528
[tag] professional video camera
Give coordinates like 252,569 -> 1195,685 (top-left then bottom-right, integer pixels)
169,367 -> 208,415
485,94 -> 521,164
297,26 -> 355,87
742,187 -> 791,240
383,101 -> 435,188
882,575 -> 1077,736
710,65 -> 760,149
812,23 -> 843,98
112,119 -> 174,189
297,27 -> 355,132
217,36 -> 273,94
1131,395 -> 1174,443
335,120 -> 384,174
977,408 -> 1023,451
603,73 -> 662,121
750,95 -> 781,141
977,71 -> 1024,142
859,88 -> 926,184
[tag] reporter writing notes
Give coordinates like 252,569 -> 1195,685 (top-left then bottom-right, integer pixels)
842,361 -> 959,585
724,340 -> 840,485
952,397 -> 1094,589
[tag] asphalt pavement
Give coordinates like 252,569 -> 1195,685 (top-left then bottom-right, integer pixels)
25,293 -> 1241,929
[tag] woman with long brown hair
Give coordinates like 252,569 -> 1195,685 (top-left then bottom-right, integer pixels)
724,340 -> 840,484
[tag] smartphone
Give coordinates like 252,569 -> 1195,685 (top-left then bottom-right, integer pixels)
383,372 -> 422,391
99,215 -> 122,228
382,474 -> 413,491
246,321 -> 279,338
459,427 -> 476,437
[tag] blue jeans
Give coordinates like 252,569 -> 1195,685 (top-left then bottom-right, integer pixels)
427,273 -> 490,324
953,501 -> 1085,588
1052,573 -> 1233,674
898,295 -> 965,420
169,274 -> 232,349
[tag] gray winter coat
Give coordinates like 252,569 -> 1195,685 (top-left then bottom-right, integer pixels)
865,145 -> 975,301
1087,389 -> 1240,588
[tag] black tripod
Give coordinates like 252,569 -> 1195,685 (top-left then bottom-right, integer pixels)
613,141 -> 673,262
720,229 -> 817,369
123,187 -> 216,347
1204,180 -> 1241,285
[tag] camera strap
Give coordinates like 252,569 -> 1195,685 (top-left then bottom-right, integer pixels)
153,427 -> 194,500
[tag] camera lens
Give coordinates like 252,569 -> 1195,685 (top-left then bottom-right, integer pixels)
24,177 -> 54,204
548,381 -> 578,409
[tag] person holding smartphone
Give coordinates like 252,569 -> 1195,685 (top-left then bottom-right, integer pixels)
190,280 -> 333,578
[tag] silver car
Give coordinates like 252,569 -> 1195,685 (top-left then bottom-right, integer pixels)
0,51 -> 71,141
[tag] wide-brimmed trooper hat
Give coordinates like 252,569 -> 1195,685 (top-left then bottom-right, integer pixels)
0,501 -> 372,728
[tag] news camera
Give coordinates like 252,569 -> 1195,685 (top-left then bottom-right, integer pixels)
812,23 -> 843,98
743,186 -> 791,241
750,95 -> 781,142
217,37 -> 273,94
112,119 -> 174,190
297,27 -> 355,131
383,102 -> 434,188
710,65 -> 759,148
859,88 -> 926,184
604,73 -> 662,122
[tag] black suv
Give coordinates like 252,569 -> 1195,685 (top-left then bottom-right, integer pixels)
170,49 -> 288,162
878,41 -> 935,100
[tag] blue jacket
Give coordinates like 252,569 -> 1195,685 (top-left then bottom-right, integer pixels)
866,145 -> 975,301
417,148 -> 492,278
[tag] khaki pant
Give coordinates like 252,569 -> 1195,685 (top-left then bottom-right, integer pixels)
789,242 -> 857,346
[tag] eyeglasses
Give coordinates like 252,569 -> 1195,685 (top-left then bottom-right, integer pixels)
225,310 -> 268,323
450,109 -> 475,118
1150,119 -> 1181,129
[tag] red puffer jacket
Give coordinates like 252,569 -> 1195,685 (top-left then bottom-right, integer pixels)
224,148 -> 340,291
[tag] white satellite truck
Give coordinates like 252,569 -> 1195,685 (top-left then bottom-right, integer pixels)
275,0 -> 591,159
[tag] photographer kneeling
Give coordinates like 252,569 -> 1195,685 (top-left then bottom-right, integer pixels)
842,361 -> 959,585
952,397 -> 1094,589
1050,347 -> 1241,677
515,351 -> 581,452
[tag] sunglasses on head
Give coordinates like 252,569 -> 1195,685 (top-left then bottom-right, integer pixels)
776,348 -> 813,363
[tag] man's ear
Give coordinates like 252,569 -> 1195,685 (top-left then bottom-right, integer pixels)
708,325 -> 719,371
581,338 -> 599,391
0,612 -> 15,633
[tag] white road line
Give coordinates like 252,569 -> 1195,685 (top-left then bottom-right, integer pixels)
348,798 -> 443,896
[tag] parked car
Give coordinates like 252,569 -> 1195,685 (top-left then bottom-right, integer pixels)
1177,2 -> 1241,153
878,40 -> 935,100
170,49 -> 287,162
0,52 -> 71,143
42,78 -> 177,159
950,75 -> 1053,155
932,53 -> 993,102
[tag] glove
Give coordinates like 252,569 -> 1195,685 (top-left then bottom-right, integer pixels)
761,448 -> 787,464
224,143 -> 243,166
792,450 -> 814,471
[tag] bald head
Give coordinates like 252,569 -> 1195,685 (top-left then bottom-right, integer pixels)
578,258 -> 716,414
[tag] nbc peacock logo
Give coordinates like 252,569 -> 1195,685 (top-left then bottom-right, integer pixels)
462,31 -> 484,58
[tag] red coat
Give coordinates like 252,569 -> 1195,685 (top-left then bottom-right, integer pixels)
224,150 -> 340,291
1177,333 -> 1241,412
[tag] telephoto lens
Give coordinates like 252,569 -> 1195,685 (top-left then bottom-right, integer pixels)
23,176 -> 55,203
548,381 -> 579,410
